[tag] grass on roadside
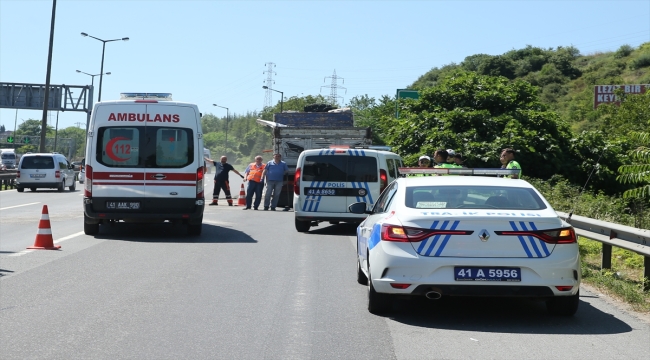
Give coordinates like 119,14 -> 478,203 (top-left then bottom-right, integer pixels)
579,237 -> 650,313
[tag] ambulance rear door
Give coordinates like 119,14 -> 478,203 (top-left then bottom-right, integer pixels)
142,103 -> 200,213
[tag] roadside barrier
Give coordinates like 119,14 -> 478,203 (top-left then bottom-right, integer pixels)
27,205 -> 61,250
237,183 -> 246,206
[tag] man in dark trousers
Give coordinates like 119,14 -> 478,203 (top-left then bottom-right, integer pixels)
204,155 -> 244,206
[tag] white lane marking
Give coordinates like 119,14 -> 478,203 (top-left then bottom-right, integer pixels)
6,231 -> 84,257
54,231 -> 84,244
0,202 -> 41,211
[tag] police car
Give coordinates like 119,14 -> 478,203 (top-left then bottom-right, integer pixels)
349,168 -> 580,316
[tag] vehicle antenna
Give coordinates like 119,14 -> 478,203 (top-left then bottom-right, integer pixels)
568,147 -> 607,221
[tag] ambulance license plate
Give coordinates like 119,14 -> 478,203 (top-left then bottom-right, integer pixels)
454,267 -> 521,282
106,201 -> 141,210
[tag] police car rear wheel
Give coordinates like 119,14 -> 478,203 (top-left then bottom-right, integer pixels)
188,222 -> 202,236
546,291 -> 579,316
367,267 -> 391,314
356,258 -> 368,285
295,218 -> 310,232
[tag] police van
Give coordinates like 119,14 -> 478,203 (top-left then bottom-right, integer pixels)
293,147 -> 403,232
83,93 -> 205,236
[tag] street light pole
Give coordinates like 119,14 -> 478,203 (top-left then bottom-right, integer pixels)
213,104 -> 229,154
262,86 -> 283,117
81,32 -> 129,102
76,70 -> 111,90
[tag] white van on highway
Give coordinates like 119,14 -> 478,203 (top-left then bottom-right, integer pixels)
293,147 -> 403,232
83,93 -> 205,236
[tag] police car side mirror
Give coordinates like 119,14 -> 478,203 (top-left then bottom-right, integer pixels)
348,202 -> 370,214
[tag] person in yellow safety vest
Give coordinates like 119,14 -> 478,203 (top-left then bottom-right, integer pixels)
243,155 -> 266,210
409,155 -> 432,177
500,148 -> 522,179
433,149 -> 457,169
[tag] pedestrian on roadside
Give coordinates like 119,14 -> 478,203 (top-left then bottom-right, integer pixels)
500,148 -> 522,179
453,153 -> 466,168
446,149 -> 457,165
433,149 -> 456,169
408,155 -> 432,177
204,155 -> 244,206
243,155 -> 266,210
262,153 -> 289,211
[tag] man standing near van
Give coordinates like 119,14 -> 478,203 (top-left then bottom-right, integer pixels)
262,153 -> 289,211
204,155 -> 244,206
243,155 -> 266,210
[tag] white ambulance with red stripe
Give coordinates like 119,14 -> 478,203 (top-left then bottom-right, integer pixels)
83,93 -> 205,236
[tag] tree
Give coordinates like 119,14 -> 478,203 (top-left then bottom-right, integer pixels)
16,119 -> 54,136
617,132 -> 650,199
380,71 -> 575,177
0,124 -> 5,132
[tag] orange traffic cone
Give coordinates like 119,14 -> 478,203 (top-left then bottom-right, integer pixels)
237,183 -> 247,207
28,205 -> 61,250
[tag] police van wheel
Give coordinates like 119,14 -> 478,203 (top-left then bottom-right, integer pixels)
84,215 -> 99,236
188,222 -> 202,236
295,218 -> 310,232
16,187 -> 24,193
57,180 -> 64,192
367,266 -> 391,314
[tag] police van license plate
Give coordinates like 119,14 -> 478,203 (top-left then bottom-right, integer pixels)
106,201 -> 141,210
454,267 -> 521,282
30,174 -> 46,178
305,188 -> 337,196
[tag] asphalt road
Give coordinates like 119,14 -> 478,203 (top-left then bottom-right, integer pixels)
1,181 -> 649,360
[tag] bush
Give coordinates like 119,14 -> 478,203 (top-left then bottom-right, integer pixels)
614,44 -> 633,59
630,53 -> 650,69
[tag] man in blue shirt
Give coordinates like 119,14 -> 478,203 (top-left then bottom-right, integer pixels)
204,155 -> 244,206
262,153 -> 289,211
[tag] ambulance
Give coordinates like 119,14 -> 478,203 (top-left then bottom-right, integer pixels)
83,93 -> 205,236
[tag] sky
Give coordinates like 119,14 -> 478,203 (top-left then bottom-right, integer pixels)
1,0 -> 649,131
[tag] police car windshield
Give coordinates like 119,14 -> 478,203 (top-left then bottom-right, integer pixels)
406,185 -> 547,210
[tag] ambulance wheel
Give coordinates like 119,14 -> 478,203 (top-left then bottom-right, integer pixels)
367,266 -> 391,314
188,222 -> 202,236
17,187 -> 24,192
295,218 -> 310,232
69,179 -> 76,191
84,215 -> 99,235
546,291 -> 579,316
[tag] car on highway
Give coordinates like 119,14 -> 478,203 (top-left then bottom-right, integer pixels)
16,152 -> 77,192
349,167 -> 580,316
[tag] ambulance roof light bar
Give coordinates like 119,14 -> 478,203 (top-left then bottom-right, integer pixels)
120,93 -> 173,101
398,167 -> 521,177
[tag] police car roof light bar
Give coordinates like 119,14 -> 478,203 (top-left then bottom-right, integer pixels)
120,93 -> 173,101
397,167 -> 521,176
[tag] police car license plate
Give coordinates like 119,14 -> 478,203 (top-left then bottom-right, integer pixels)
106,201 -> 141,210
454,267 -> 521,282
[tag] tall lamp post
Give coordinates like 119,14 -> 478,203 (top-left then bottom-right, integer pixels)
213,104 -> 229,153
76,70 -> 111,89
262,86 -> 283,115
80,32 -> 129,102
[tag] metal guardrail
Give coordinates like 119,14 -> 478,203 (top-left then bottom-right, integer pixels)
0,170 -> 17,189
557,211 -> 650,290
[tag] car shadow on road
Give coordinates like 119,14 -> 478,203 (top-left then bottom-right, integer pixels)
94,222 -> 257,244
384,295 -> 632,335
308,223 -> 358,236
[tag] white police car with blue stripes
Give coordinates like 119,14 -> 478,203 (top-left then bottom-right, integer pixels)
349,168 -> 580,316
293,147 -> 402,232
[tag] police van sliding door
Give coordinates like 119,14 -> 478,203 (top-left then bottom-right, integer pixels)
142,105 -> 197,211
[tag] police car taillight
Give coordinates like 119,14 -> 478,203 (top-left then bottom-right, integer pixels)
495,227 -> 576,244
382,225 -> 474,242
196,166 -> 204,199
84,165 -> 93,197
379,169 -> 388,193
294,168 -> 301,195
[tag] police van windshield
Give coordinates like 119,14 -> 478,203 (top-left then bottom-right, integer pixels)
406,186 -> 547,210
302,155 -> 378,182
20,156 -> 55,169
96,126 -> 194,168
